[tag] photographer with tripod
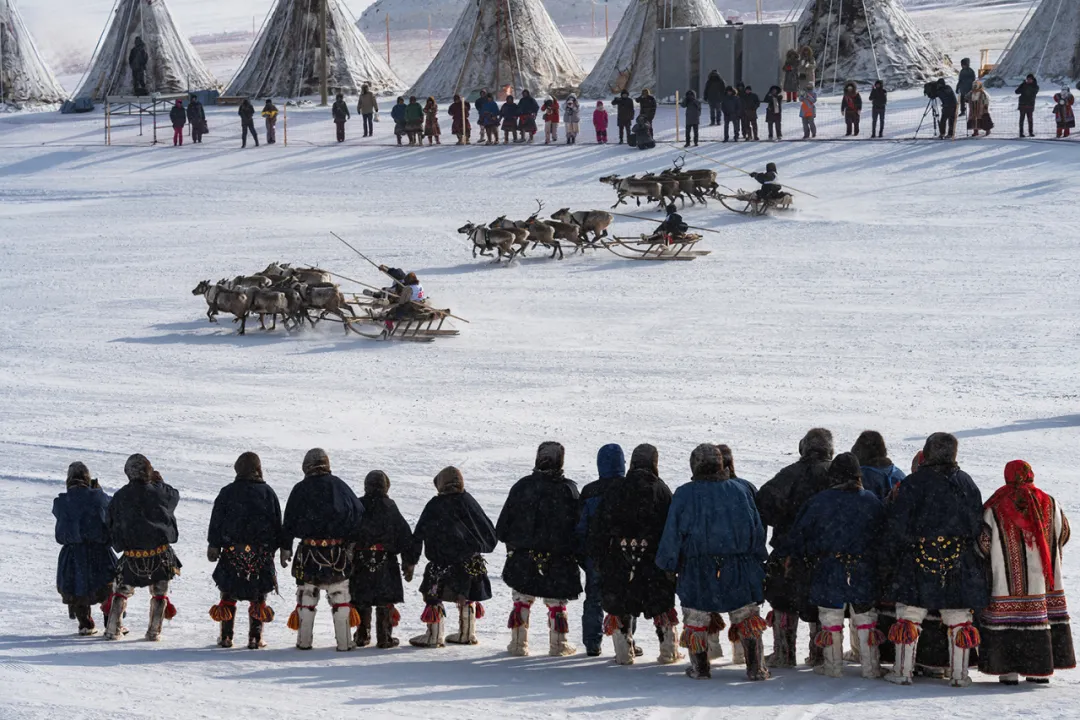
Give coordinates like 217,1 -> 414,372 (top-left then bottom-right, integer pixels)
934,79 -> 958,139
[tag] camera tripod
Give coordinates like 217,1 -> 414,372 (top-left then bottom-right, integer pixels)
914,98 -> 940,139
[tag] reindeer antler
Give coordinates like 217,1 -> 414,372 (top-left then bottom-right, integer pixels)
674,154 -> 686,169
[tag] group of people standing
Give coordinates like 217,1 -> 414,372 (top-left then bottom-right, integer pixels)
53,430 -> 1073,688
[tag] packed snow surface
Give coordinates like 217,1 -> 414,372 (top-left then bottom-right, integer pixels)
0,100 -> 1078,718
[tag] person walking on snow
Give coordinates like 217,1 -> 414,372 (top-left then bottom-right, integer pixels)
681,90 -> 701,147
332,93 -> 350,142
612,90 -> 634,143
842,82 -> 863,136
262,99 -> 278,145
800,88 -> 818,139
391,97 -> 407,145
593,101 -> 609,143
740,84 -> 761,141
656,444 -> 771,681
564,94 -> 581,144
358,84 -> 378,137
1054,91 -> 1075,138
423,97 -> 441,145
187,94 -> 206,143
405,96 -> 424,145
169,99 -> 186,146
968,81 -> 993,136
449,95 -> 471,145
721,86 -> 741,142
497,442 -> 583,657
239,97 -> 259,147
764,86 -> 783,140
1016,74 -> 1039,137
542,96 -> 560,144
869,81 -> 887,138
704,70 -> 726,125
53,462 -> 117,636
518,90 -> 540,143
956,58 -> 976,117
500,95 -> 520,144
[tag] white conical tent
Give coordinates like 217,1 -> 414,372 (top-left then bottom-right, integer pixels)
988,0 -> 1080,85
796,0 -> 948,89
580,0 -> 721,98
0,0 -> 66,105
408,0 -> 585,102
228,0 -> 403,98
73,0 -> 217,101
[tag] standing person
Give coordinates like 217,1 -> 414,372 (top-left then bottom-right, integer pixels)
448,94 -> 471,145
936,79 -> 958,138
349,471 -> 413,649
104,455 -> 181,641
636,88 -> 657,123
358,84 -> 378,137
500,94 -> 520,144
613,90 -> 634,144
480,92 -> 501,144
704,70 -> 726,125
281,449 -> 364,652
332,93 -> 350,142
764,85 -> 783,140
681,90 -> 701,147
497,442 -> 583,657
800,88 -> 818,139
186,93 -> 206,143
53,462 -> 117,636
391,97 -> 407,145
590,445 -> 679,666
979,460 -> 1075,685
842,82 -> 863,136
405,96 -> 424,145
576,444 -> 627,657
564,94 -> 580,144
783,50 -> 801,102
721,86 -> 741,142
518,89 -> 540,142
799,46 -> 817,91
778,453 -> 886,679
869,80 -> 887,138
1016,73 -> 1039,137
239,97 -> 259,148
883,433 -> 989,687
1053,92 -> 1075,138
956,58 -> 976,117
423,97 -> 441,145
206,452 -> 285,650
409,467 -> 497,648
741,85 -> 761,141
968,80 -> 994,136
128,36 -> 149,95
541,95 -> 560,144
656,444 -> 770,681
850,431 -> 905,501
169,99 -> 186,146
262,99 -> 278,145
757,428 -> 834,668
593,101 -> 609,143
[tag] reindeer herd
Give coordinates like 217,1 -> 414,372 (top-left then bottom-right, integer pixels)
459,202 -> 615,262
191,263 -> 355,335
599,164 -> 722,210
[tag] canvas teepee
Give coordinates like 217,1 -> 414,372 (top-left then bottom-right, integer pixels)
987,0 -> 1080,85
0,0 -> 66,106
580,0 -> 721,98
796,0 -> 948,89
73,0 -> 216,102
408,0 -> 585,102
228,0 -> 402,98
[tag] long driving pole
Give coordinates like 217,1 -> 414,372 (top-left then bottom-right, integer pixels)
319,0 -> 328,106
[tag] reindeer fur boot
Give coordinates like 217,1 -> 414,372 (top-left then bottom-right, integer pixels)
446,602 -> 478,645
766,611 -> 798,668
248,617 -> 266,650
218,616 -> 235,648
73,605 -> 97,636
547,603 -> 576,656
507,595 -> 532,656
354,606 -> 372,648
612,623 -> 635,666
813,609 -> 845,678
409,609 -> 445,649
375,606 -> 399,648
103,593 -> 128,640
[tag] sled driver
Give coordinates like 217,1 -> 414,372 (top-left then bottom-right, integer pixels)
649,204 -> 688,244
378,271 -> 427,332
750,163 -> 783,201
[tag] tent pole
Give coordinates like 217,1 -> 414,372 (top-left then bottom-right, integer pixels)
605,3 -> 609,43
1,1 -> 6,106
386,14 -> 391,65
319,0 -> 328,107
832,0 -> 842,94
284,101 -> 288,146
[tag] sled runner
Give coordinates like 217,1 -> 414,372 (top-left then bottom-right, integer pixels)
718,190 -> 794,217
345,305 -> 460,343
602,234 -> 708,261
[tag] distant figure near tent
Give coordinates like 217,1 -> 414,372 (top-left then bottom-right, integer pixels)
129,37 -> 149,95
73,0 -> 217,102
0,0 -> 67,106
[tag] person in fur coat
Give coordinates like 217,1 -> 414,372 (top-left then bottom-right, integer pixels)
589,444 -> 678,666
757,428 -> 834,668
656,444 -> 770,681
53,462 -> 117,635
978,460 -> 1074,684
349,470 -> 414,649
207,452 -> 286,649
778,453 -> 886,679
409,467 -> 497,648
498,442 -> 583,657
883,433 -> 989,687
967,81 -> 994,136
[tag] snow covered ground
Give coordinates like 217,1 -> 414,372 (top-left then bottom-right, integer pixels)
1,94 -> 1079,719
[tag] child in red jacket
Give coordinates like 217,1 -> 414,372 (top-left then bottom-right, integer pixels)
593,101 -> 609,144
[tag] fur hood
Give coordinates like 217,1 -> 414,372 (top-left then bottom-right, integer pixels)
851,431 -> 890,467
124,454 -> 153,484
799,428 -> 834,462
302,448 -> 331,477
435,466 -> 464,495
234,452 -> 263,482
828,452 -> 864,491
690,443 -> 730,480
629,444 -> 659,477
534,441 -> 565,477
922,432 -> 958,469
365,470 -> 390,497
66,461 -> 92,488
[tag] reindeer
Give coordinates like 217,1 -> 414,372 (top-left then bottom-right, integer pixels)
229,274 -> 272,289
487,217 -> 532,258
551,209 -> 614,245
248,289 -> 291,331
517,200 -> 566,260
659,168 -> 706,205
292,267 -> 332,285
459,222 -> 519,262
640,172 -> 685,208
671,156 -> 720,200
192,281 -> 253,334
599,175 -> 663,209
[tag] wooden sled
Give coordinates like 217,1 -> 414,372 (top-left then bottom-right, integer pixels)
345,307 -> 460,343
718,190 -> 794,217
603,234 -> 708,262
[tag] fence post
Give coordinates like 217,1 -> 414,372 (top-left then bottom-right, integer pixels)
675,90 -> 680,143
